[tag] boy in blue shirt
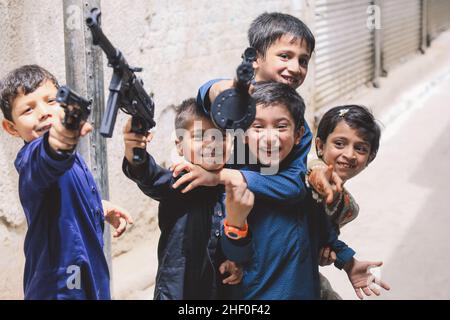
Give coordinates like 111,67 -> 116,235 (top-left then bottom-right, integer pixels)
171,12 -> 346,273
173,12 -> 341,207
0,65 -> 132,299
221,81 -> 389,299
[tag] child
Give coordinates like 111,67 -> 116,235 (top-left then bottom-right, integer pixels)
0,65 -> 133,299
170,11 -> 346,293
308,105 -> 383,299
122,98 -> 252,300
221,81 -> 389,299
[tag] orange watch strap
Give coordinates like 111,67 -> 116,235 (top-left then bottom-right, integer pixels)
223,218 -> 248,240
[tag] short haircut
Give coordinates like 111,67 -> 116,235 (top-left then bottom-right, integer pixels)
0,65 -> 59,122
251,81 -> 305,131
248,12 -> 315,57
174,97 -> 209,131
316,105 -> 381,163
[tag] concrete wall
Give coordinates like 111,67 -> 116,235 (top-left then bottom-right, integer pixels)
0,0 -> 314,299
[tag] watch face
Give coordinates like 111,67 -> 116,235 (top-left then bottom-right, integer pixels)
226,231 -> 240,240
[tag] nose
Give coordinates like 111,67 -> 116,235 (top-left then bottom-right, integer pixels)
259,129 -> 279,148
287,59 -> 300,74
342,147 -> 357,163
35,102 -> 51,121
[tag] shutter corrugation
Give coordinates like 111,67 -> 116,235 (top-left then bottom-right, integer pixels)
314,0 -> 374,108
381,0 -> 422,71
427,0 -> 450,42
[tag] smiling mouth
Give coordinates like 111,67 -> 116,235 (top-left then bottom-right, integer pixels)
336,161 -> 356,169
260,148 -> 280,156
35,124 -> 52,134
281,75 -> 300,85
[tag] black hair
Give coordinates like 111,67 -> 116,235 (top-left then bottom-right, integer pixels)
174,97 -> 209,130
251,81 -> 305,131
316,105 -> 381,163
248,12 -> 315,57
0,65 -> 59,122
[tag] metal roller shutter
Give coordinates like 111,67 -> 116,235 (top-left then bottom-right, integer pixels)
314,0 -> 374,109
381,0 -> 422,72
427,0 -> 450,42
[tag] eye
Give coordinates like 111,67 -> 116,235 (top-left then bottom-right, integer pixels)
279,53 -> 289,60
22,107 -> 33,115
355,145 -> 369,154
299,58 -> 309,67
333,140 -> 345,148
48,97 -> 57,104
277,123 -> 288,130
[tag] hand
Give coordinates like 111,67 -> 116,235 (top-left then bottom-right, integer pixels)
344,259 -> 391,300
318,246 -> 337,266
225,182 -> 254,229
170,162 -> 220,193
123,117 -> 153,164
48,117 -> 92,152
102,200 -> 134,238
308,164 -> 343,205
219,260 -> 243,285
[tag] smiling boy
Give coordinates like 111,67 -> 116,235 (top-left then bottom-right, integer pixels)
0,65 -> 132,299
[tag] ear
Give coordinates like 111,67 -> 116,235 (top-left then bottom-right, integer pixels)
2,119 -> 20,137
315,137 -> 324,158
294,126 -> 305,145
175,136 -> 184,157
253,52 -> 264,73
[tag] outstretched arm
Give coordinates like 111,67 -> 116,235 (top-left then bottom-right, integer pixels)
16,116 -> 92,195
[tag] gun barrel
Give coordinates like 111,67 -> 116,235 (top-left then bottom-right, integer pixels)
56,86 -> 91,109
86,8 -> 118,61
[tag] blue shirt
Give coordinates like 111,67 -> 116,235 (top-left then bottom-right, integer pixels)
15,134 -> 110,299
228,166 -> 355,300
198,80 -> 354,299
197,79 -> 313,203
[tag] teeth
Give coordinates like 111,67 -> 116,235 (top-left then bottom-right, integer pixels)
36,125 -> 51,133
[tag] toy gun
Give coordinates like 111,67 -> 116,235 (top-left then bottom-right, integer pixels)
86,8 -> 156,164
56,85 -> 92,130
210,47 -> 257,131
55,85 -> 92,156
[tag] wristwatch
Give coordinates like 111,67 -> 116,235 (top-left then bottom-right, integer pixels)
223,219 -> 248,240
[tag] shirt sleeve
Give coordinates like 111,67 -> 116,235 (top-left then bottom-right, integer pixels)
241,122 -> 312,203
122,152 -> 174,201
16,133 -> 76,194
196,78 -> 227,115
335,189 -> 360,229
316,201 -> 356,270
220,227 -> 254,264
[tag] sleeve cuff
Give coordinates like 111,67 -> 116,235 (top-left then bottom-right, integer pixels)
239,170 -> 257,192
334,248 -> 356,270
41,132 -> 75,168
122,153 -> 150,182
220,228 -> 254,264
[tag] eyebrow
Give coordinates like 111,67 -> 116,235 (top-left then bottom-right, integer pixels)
276,48 -> 310,58
333,136 -> 370,144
